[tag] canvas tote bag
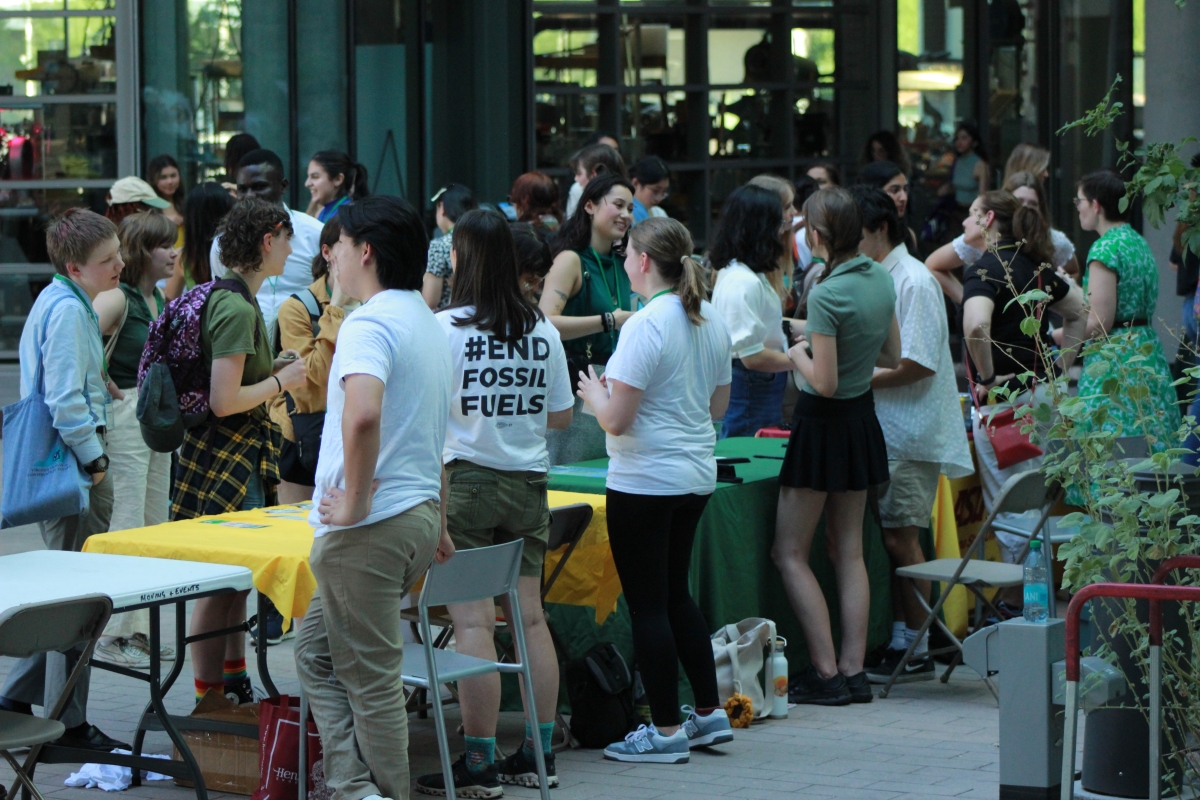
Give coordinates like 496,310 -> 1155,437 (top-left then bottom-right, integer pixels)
712,618 -> 777,720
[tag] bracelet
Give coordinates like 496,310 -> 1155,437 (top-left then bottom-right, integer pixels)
273,375 -> 282,394
600,312 -> 613,333
978,373 -> 995,386
607,312 -> 615,331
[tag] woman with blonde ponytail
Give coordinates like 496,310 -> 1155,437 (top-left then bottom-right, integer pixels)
576,217 -> 736,764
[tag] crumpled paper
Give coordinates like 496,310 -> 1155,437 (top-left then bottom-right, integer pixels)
64,749 -> 172,792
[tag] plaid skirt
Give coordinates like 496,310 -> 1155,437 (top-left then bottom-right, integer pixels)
171,412 -> 282,520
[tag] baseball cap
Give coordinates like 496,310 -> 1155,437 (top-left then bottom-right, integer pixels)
108,176 -> 171,209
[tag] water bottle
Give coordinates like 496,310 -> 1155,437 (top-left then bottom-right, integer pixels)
1023,539 -> 1049,623
769,637 -> 789,719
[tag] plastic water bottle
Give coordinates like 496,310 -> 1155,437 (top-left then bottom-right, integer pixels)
1023,539 -> 1049,623
769,637 -> 789,719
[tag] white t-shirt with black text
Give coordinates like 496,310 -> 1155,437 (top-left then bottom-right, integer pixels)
310,289 -> 453,537
438,308 -> 574,473
604,294 -> 733,496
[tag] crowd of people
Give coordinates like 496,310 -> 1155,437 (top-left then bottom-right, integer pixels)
7,122 -> 1187,800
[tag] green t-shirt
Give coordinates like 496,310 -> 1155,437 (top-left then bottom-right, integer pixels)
201,271 -> 273,415
803,254 -> 897,399
106,283 -> 164,390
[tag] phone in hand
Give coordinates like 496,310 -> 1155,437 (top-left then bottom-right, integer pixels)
782,319 -> 793,345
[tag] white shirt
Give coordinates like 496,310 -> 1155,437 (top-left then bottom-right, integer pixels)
604,295 -> 733,495
211,205 -> 324,329
437,308 -> 574,473
873,244 -> 974,478
565,181 -> 583,219
711,260 -> 784,359
952,229 -> 1075,270
310,290 -> 453,537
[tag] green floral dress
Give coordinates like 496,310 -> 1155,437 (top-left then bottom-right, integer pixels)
1070,225 -> 1181,503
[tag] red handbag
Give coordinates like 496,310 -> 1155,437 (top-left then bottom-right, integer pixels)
252,695 -> 330,800
976,403 -> 1043,470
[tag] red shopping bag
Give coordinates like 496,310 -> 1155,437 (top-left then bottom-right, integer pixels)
981,405 -> 1043,470
251,695 -> 330,800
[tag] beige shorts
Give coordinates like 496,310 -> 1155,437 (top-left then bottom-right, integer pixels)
877,460 -> 941,529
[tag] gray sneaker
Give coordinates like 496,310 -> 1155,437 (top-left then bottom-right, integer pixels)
94,638 -> 150,670
603,725 -> 689,764
128,632 -> 176,663
681,706 -> 733,748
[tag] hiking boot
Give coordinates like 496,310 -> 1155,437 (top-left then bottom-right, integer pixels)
497,748 -> 558,789
865,647 -> 935,684
844,671 -> 873,703
415,756 -> 503,798
603,725 -> 689,764
681,705 -> 734,748
787,665 -> 850,706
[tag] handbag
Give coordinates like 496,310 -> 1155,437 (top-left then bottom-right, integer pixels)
711,618 -> 777,720
251,695 -> 330,800
1,299 -> 90,529
564,642 -> 636,748
278,393 -> 324,485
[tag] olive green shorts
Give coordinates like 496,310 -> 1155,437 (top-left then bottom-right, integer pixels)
445,460 -> 551,577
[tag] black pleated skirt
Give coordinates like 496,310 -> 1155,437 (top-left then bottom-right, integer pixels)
779,389 -> 890,493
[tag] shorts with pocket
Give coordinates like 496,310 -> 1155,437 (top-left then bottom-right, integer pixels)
445,459 -> 551,577
877,460 -> 941,529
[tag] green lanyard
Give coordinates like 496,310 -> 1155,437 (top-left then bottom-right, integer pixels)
649,288 -> 676,302
53,274 -> 108,379
590,247 -> 620,307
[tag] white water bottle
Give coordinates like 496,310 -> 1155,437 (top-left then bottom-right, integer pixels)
769,637 -> 789,719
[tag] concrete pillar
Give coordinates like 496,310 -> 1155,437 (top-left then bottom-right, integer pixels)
1143,1 -> 1200,346
296,0 -> 348,167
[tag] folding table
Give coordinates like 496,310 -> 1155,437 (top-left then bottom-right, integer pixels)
0,551 -> 253,800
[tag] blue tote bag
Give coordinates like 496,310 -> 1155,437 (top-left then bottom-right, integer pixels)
1,302 -> 90,529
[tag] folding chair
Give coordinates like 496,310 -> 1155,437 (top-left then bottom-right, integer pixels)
541,503 -> 592,750
877,470 -> 1057,700
403,540 -> 550,800
0,594 -> 112,800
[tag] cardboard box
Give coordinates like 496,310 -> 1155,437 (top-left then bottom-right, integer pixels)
172,689 -> 260,796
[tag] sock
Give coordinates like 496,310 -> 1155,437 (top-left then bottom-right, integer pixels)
223,658 -> 248,687
521,721 -> 555,759
890,621 -> 906,650
464,735 -> 495,775
694,706 -> 720,716
904,627 -> 928,656
195,679 -> 223,701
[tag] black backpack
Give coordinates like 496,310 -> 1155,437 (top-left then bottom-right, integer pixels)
565,642 -> 637,748
273,289 -> 325,485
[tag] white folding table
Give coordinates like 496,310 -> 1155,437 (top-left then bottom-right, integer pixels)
0,551 -> 253,800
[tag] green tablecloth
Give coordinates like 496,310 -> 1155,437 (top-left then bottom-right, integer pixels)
541,437 -> 898,699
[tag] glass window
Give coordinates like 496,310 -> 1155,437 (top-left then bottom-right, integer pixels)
535,91 -> 602,169
533,14 -> 600,88
0,101 -> 116,180
621,90 -> 686,161
708,15 -> 771,85
621,17 -> 685,88
709,88 -> 771,158
0,15 -> 116,98
187,0 -> 244,182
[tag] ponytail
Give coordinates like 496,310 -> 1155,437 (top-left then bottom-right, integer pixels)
628,217 -> 708,326
978,190 -> 1053,265
310,150 -> 370,201
803,187 -> 863,280
351,162 -> 370,199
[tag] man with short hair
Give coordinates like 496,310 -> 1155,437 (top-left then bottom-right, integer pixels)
848,185 -> 974,684
294,196 -> 452,800
0,208 -> 130,751
210,148 -> 322,329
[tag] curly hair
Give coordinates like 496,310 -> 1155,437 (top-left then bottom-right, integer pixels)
218,198 -> 293,271
707,184 -> 784,274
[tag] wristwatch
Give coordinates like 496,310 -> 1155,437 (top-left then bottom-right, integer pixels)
82,454 -> 110,475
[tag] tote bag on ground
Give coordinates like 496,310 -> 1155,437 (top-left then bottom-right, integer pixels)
252,695 -> 330,800
712,618 -> 777,720
1,300 -> 90,529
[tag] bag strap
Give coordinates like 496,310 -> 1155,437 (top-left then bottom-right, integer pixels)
102,294 -> 129,365
297,289 -> 322,337
211,278 -> 260,348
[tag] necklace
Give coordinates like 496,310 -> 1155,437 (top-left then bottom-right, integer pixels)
649,288 -> 676,301
590,247 -> 620,308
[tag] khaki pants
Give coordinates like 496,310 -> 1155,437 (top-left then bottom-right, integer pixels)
294,500 -> 440,800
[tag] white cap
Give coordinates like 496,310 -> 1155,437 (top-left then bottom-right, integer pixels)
108,176 -> 171,209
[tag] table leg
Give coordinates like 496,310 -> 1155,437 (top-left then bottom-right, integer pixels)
256,592 -> 280,699
147,605 -> 209,800
299,690 -> 308,800
133,601 -> 189,784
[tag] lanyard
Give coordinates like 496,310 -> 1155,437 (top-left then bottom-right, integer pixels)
590,247 -> 620,307
53,274 -> 108,379
649,288 -> 676,301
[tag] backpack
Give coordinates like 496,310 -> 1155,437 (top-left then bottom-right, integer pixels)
564,642 -> 637,748
136,278 -> 257,453
271,288 -> 322,354
272,289 -> 325,485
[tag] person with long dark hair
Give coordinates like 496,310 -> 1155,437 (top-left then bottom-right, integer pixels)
709,184 -> 792,437
860,130 -> 911,176
146,154 -> 185,227
857,160 -> 920,254
772,188 -> 901,706
510,172 -> 563,229
166,181 -> 234,299
414,209 -> 573,796
540,172 -> 635,463
304,150 -> 370,222
576,217 -> 734,764
511,221 -> 554,301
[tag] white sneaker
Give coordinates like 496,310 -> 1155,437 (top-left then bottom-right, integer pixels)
94,638 -> 150,669
128,632 -> 176,662
603,725 -> 689,764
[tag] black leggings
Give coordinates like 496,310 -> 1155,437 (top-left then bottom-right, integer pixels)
606,489 -> 719,728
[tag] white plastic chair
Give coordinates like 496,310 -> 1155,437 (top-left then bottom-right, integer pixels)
402,540 -> 550,800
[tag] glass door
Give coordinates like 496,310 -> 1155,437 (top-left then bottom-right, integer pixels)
0,0 -> 136,359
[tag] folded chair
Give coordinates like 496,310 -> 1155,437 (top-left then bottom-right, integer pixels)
878,469 -> 1058,700
0,594 -> 112,800
402,540 -> 551,800
540,503 -> 592,750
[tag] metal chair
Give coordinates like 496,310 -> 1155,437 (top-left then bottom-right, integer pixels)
0,594 -> 112,800
878,470 -> 1058,699
403,540 -> 550,800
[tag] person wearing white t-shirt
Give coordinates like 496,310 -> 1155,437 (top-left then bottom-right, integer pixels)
577,218 -> 734,765
294,196 -> 452,800
414,210 -> 572,798
848,186 -> 974,686
710,184 -> 799,438
208,148 -> 324,329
